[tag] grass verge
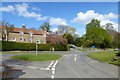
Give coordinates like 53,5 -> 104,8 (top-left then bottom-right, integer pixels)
87,50 -> 120,66
11,53 -> 62,61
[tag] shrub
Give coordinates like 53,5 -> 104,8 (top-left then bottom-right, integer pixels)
54,44 -> 68,51
1,41 -> 68,51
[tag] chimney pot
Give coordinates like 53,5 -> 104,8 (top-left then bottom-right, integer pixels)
22,24 -> 26,29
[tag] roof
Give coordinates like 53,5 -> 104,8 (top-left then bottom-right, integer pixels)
0,26 -> 49,35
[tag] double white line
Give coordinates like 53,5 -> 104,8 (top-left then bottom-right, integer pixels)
50,60 -> 58,79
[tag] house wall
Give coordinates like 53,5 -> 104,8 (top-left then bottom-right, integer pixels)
8,32 -> 45,43
33,34 -> 43,43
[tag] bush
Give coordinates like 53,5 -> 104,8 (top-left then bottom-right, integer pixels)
54,44 -> 68,51
1,41 -> 68,51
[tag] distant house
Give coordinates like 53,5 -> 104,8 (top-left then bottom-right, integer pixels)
0,24 -> 49,44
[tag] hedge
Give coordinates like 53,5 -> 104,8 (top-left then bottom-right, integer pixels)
1,41 -> 68,51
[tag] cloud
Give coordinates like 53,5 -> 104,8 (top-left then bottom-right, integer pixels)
49,17 -> 67,25
32,7 -> 41,11
0,5 -> 15,12
75,31 -> 78,34
0,3 -> 47,20
52,28 -> 58,32
105,12 -> 118,19
72,10 -> 118,31
15,3 -> 47,20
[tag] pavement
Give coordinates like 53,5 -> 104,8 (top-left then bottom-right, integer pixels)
1,49 -> 118,79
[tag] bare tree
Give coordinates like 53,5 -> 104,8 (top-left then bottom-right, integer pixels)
1,20 -> 14,41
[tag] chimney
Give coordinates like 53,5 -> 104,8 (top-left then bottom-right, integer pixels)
22,24 -> 26,30
44,27 -> 47,32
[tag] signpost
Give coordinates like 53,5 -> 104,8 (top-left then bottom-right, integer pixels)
36,40 -> 40,55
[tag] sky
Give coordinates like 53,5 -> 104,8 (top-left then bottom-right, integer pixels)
0,2 -> 118,37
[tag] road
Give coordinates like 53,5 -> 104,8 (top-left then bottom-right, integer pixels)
1,50 -> 118,79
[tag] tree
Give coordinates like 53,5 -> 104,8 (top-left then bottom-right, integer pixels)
74,37 -> 81,47
58,25 -> 76,36
47,35 -> 67,46
1,20 -> 14,41
104,23 -> 119,48
57,25 -> 76,44
63,33 -> 74,44
85,19 -> 112,49
86,19 -> 100,30
40,22 -> 51,32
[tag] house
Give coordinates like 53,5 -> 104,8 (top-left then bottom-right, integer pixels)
0,24 -> 49,44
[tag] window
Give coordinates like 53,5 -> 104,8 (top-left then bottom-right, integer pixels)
19,38 -> 23,42
19,31 -> 24,36
12,37 -> 16,41
29,32 -> 33,37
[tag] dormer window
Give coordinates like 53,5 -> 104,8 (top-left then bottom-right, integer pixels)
19,31 -> 24,36
29,32 -> 33,37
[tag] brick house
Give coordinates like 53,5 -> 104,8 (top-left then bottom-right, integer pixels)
0,24 -> 49,44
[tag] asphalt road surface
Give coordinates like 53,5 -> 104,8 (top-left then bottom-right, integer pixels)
1,50 -> 118,79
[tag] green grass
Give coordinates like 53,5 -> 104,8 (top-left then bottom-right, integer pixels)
1,52 -> 28,54
88,50 -> 120,66
11,53 -> 62,61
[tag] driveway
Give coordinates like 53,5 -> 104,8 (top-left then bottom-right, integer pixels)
1,50 -> 118,79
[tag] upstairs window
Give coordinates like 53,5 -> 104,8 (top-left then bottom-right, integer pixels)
19,31 -> 24,36
29,32 -> 33,37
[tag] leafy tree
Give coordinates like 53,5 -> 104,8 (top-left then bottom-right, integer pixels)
74,37 -> 81,47
85,19 -> 112,49
63,33 -> 74,44
86,19 -> 100,29
40,22 -> 51,32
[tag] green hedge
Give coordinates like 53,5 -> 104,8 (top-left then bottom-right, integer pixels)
1,41 -> 68,51
54,44 -> 68,51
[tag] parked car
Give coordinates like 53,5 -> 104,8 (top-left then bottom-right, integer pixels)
70,45 -> 76,49
114,48 -> 119,51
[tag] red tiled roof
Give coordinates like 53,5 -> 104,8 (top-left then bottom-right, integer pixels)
0,26 -> 49,35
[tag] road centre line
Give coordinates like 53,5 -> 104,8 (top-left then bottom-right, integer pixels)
52,70 -> 55,74
51,75 -> 54,79
74,54 -> 77,62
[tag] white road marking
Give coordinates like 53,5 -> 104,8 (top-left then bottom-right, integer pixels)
74,54 -> 77,62
51,60 -> 59,79
8,64 -> 48,70
91,60 -> 98,63
74,57 -> 77,62
52,70 -> 55,74
75,54 -> 77,57
48,61 -> 55,68
52,67 -> 55,71
51,75 -> 54,79
64,55 -> 66,56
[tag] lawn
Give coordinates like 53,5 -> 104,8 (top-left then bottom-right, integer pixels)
88,50 -> 120,65
11,53 -> 62,61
